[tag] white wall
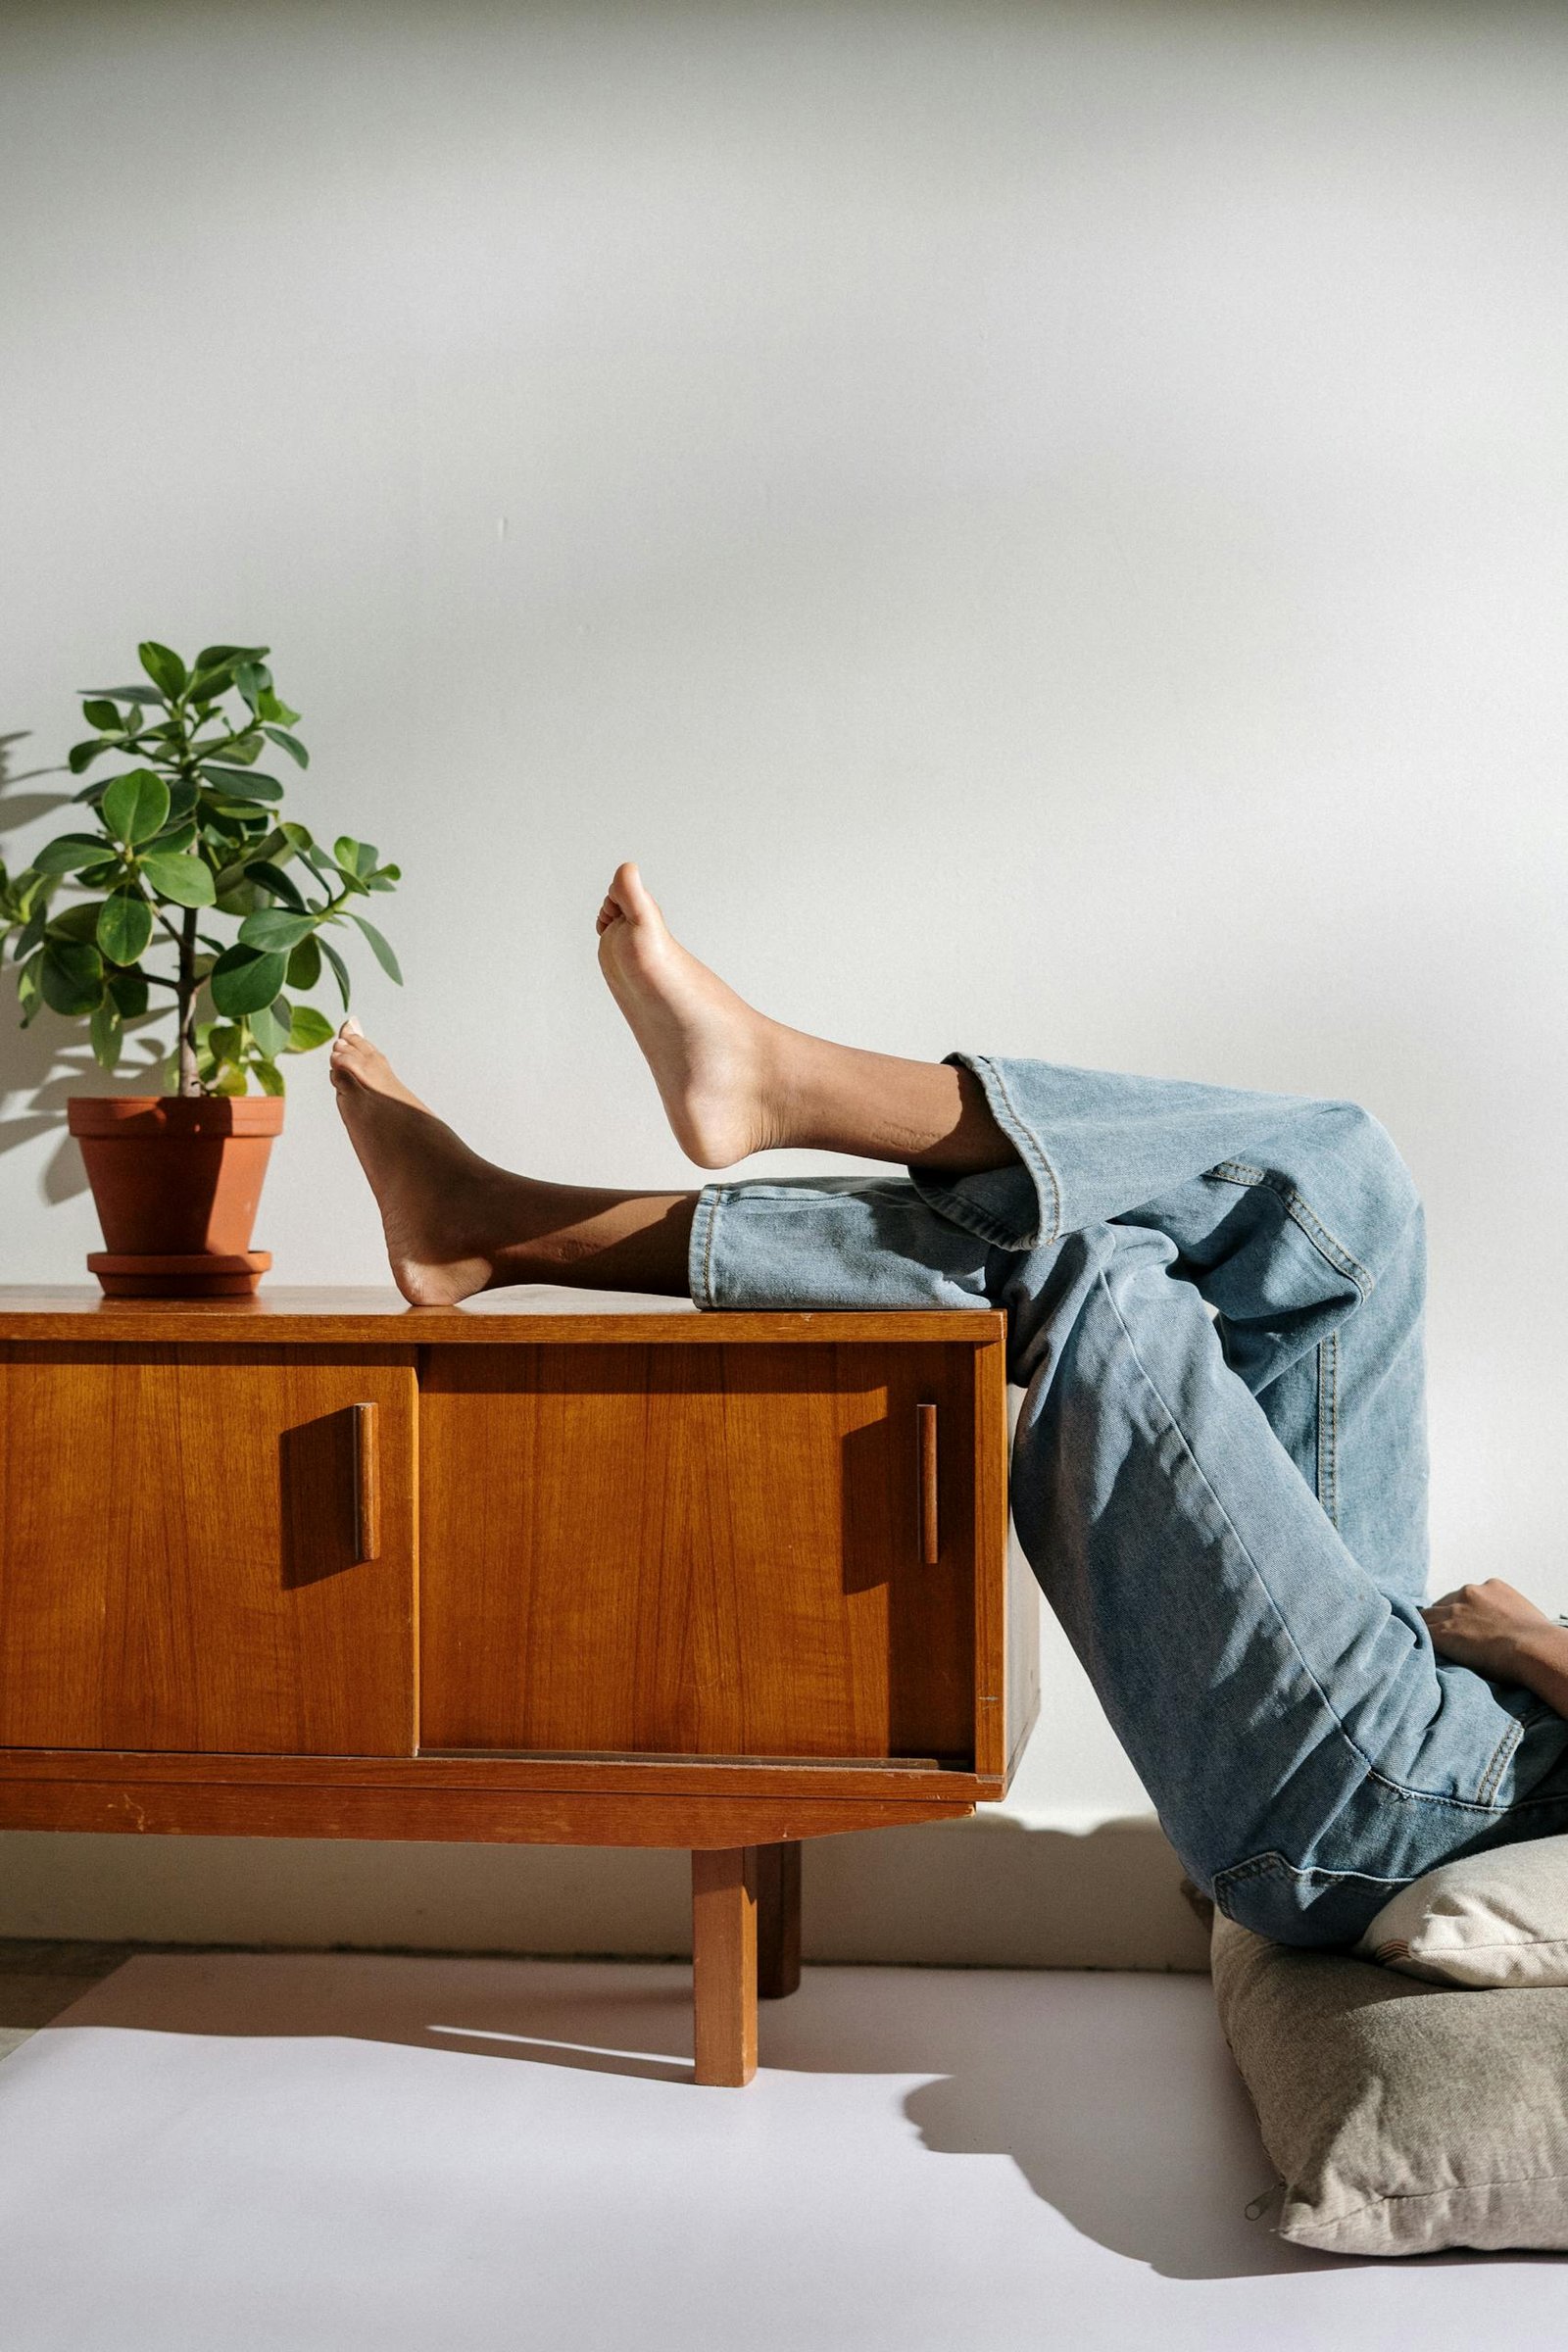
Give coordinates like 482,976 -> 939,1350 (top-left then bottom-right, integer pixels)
1,0 -> 1566,1965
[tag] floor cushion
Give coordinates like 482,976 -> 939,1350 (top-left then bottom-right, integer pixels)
1210,1911 -> 1568,2255
1354,1836 -> 1568,1987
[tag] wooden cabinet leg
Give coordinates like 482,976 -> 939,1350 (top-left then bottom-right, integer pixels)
757,1839 -> 802,2000
692,1846 -> 758,2086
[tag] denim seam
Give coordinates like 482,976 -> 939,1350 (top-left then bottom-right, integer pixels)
1475,1712 -> 1524,1810
1208,1158 -> 1375,1299
1316,1331 -> 1341,1529
1214,1850 -> 1412,1894
1098,1269 -> 1519,1819
968,1056 -> 1064,1245
692,1185 -> 721,1309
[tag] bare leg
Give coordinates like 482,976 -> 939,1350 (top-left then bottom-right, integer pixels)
330,1023 -> 693,1306
332,863 -> 1013,1304
596,862 -> 1014,1173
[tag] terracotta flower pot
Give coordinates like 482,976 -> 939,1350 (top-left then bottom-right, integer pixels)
67,1095 -> 284,1297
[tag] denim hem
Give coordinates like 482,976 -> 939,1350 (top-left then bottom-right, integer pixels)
906,1051 -> 1064,1250
688,1183 -> 723,1308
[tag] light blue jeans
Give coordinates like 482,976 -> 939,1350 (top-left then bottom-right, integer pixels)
688,1054 -> 1568,1947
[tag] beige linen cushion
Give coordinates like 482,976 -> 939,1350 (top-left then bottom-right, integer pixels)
1210,1911 -> 1568,2255
1354,1836 -> 1568,1987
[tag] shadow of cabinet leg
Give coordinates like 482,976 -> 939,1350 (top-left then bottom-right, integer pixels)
757,1839 -> 802,2000
691,1846 -> 758,2087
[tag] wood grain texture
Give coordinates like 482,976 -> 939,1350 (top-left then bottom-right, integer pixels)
757,1839 -> 803,2000
692,1847 -> 758,2085
0,1345 -> 417,1755
970,1336 -> 1013,1779
0,1777 -> 973,1844
352,1402 -> 381,1562
917,1402 -> 940,1567
0,1747 -> 1002,1802
0,1288 -> 1005,1350
418,1342 -> 977,1762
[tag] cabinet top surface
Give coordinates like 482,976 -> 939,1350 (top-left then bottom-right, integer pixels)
0,1285 -> 1005,1348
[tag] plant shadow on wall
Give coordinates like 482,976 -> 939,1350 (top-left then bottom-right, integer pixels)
0,726 -> 134,1202
0,644 -> 403,1224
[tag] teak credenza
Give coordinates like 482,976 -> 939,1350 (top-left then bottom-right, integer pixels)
0,1287 -> 1034,2084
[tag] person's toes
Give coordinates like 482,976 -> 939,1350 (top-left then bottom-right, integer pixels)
608,859 -> 660,927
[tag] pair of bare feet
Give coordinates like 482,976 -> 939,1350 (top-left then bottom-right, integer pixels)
330,860 -> 1006,1306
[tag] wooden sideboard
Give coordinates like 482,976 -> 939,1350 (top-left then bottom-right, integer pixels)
0,1287 -> 1034,2084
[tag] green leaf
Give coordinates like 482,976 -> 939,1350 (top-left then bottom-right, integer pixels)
39,937 -> 104,1015
107,968 -> 150,1018
252,1056 -> 285,1098
198,765 -> 284,803
333,836 -> 380,880
278,822 -> 314,856
137,640 -> 187,699
81,699 -> 122,730
13,906 -> 51,961
348,912 -> 402,984
89,997 -> 122,1070
32,832 -> 112,876
284,1003 -> 335,1053
48,902 -> 108,942
68,739 -> 112,774
81,684 -> 166,706
103,768 -> 171,845
285,933 -> 321,990
209,943 -> 289,1016
238,907 -> 314,952
248,996 -> 293,1056
261,725 -> 309,768
185,663 -> 234,706
140,852 -> 217,906
318,934 -> 352,1010
165,779 -> 200,824
148,820 -> 198,857
233,661 -> 272,711
16,952 -> 42,1024
194,644 -> 268,670
214,1064 -> 250,1096
211,730 -> 263,765
96,892 -> 153,966
249,860 -> 307,912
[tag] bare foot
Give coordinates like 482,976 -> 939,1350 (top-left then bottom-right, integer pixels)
595,862 -> 1016,1176
330,1021 -> 496,1305
595,862 -> 785,1166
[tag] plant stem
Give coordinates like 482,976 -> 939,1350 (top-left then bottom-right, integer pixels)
176,903 -> 199,1096
170,700 -> 203,1096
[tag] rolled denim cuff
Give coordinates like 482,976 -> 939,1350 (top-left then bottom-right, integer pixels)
906,1052 -> 1063,1252
688,1183 -> 723,1308
687,1174 -> 993,1312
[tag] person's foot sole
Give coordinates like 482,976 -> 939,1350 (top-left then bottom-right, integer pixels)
330,1023 -> 494,1306
595,861 -> 784,1166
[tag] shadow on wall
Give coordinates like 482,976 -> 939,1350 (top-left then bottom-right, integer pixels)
0,728 -> 162,1205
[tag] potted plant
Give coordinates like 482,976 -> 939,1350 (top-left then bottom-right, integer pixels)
0,640 -> 401,1296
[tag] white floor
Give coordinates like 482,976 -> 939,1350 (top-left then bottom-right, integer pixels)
0,1957 -> 1560,2351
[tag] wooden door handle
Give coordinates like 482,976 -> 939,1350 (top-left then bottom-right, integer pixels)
352,1402 -> 380,1561
916,1402 -> 939,1565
